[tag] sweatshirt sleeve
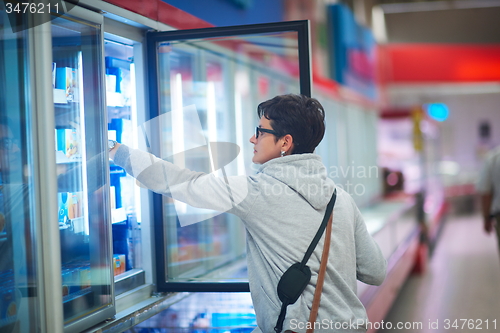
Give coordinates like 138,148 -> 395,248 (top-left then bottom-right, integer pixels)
353,203 -> 387,286
112,144 -> 253,218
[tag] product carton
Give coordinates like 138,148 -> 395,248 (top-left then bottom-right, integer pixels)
113,254 -> 126,276
55,67 -> 78,102
67,192 -> 82,220
56,128 -> 79,159
105,74 -> 117,93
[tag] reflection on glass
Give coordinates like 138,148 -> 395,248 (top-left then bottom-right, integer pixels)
0,7 -> 39,332
155,31 -> 303,283
51,14 -> 112,325
104,38 -> 143,282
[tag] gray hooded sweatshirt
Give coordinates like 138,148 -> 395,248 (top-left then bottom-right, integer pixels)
113,146 -> 386,333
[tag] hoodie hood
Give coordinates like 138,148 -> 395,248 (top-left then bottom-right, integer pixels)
258,153 -> 335,210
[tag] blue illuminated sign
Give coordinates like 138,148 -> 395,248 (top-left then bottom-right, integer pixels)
426,103 -> 449,121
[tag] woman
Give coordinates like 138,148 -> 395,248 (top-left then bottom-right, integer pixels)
110,94 -> 386,333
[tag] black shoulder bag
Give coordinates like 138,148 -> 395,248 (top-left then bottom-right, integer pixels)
274,189 -> 337,333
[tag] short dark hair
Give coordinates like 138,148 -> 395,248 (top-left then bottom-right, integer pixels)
257,94 -> 325,154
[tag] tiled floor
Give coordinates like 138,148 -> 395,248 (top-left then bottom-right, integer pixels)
380,212 -> 500,333
126,212 -> 500,333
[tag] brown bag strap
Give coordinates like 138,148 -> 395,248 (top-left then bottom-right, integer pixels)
306,211 -> 333,333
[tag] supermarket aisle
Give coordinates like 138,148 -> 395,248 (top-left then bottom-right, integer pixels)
125,213 -> 500,333
380,213 -> 500,333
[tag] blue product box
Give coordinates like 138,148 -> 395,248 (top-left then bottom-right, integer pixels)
106,67 -> 129,93
109,165 -> 126,209
55,67 -> 77,102
58,193 -> 69,226
112,222 -> 128,271
107,67 -> 131,106
105,74 -> 117,93
109,118 -> 123,143
56,128 -> 65,152
125,213 -> 138,270
56,128 -> 78,159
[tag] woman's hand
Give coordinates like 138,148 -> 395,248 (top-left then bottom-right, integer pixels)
108,142 -> 121,160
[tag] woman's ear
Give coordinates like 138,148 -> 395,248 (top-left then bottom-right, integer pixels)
281,134 -> 294,155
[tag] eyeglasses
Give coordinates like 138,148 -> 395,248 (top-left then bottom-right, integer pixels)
255,127 -> 280,139
0,138 -> 18,150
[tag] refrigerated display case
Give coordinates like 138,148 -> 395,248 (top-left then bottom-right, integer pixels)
51,8 -> 114,332
145,21 -> 312,292
1,4 -> 139,331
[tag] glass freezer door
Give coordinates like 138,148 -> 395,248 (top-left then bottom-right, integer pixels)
146,21 -> 311,292
0,7 -> 41,333
51,10 -> 114,331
